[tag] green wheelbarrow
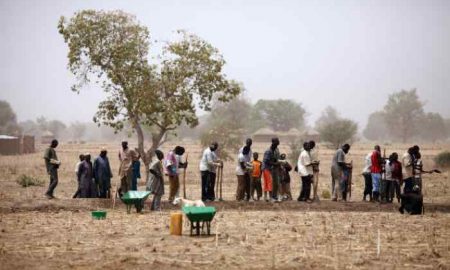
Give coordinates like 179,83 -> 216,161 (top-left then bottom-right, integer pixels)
182,206 -> 216,236
121,191 -> 151,214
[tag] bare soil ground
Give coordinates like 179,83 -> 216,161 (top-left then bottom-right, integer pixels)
0,142 -> 449,269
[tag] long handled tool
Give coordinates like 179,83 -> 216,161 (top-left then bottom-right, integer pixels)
348,160 -> 353,199
216,164 -> 224,201
183,154 -> 188,199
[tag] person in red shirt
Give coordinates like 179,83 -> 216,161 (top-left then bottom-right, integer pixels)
370,145 -> 383,202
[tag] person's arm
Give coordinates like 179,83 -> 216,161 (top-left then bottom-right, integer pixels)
258,162 -> 263,177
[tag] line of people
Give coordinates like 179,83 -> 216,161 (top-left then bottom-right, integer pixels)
43,138 -> 432,214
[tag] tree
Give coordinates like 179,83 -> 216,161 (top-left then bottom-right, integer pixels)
418,112 -> 447,142
0,100 -> 21,135
36,117 -> 66,138
200,96 -> 252,160
251,99 -> 306,132
315,106 -> 357,148
363,111 -> 389,141
58,10 -> 241,175
69,122 -> 86,141
315,106 -> 340,131
383,89 -> 424,143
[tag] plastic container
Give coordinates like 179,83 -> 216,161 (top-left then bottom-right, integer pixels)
170,212 -> 183,235
91,210 -> 107,220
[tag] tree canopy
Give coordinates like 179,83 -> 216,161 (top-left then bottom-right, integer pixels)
58,10 -> 241,168
0,100 -> 21,135
315,106 -> 357,148
250,99 -> 306,132
383,89 -> 424,143
200,96 -> 252,160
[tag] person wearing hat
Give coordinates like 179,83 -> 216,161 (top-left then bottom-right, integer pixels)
93,148 -> 113,198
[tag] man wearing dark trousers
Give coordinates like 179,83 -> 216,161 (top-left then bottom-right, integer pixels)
44,139 -> 60,199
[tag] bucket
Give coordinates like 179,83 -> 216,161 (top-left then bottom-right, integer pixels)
170,212 -> 183,235
92,210 -> 107,220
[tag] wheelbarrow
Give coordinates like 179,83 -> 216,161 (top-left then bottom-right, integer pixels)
182,206 -> 216,236
121,191 -> 151,213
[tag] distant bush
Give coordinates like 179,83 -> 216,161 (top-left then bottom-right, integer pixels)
322,190 -> 331,199
434,151 -> 450,168
16,175 -> 44,187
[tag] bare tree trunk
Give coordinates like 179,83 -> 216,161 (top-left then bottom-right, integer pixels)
133,119 -> 151,182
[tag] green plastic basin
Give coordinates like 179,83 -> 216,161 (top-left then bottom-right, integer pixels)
92,210 -> 107,220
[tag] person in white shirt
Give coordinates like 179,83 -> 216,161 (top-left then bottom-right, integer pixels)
199,142 -> 222,201
235,146 -> 252,201
297,142 -> 316,202
362,152 -> 372,201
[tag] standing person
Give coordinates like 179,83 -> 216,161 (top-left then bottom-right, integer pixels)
263,137 -> 281,202
384,152 -> 402,203
279,153 -> 293,201
165,146 -> 186,202
402,147 -> 415,194
362,151 -> 373,201
93,148 -> 113,198
331,144 -> 351,201
73,154 -> 84,198
239,138 -> 253,200
251,152 -> 263,201
146,150 -> 165,211
131,152 -> 141,191
297,142 -> 314,202
199,142 -> 222,202
236,146 -> 252,201
44,139 -> 61,199
370,145 -> 383,202
309,141 -> 320,201
118,141 -> 136,196
77,153 -> 97,198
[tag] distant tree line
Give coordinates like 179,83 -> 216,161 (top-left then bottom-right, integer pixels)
364,89 -> 450,143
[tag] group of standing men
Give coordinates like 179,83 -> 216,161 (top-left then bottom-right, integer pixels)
43,138 -> 431,215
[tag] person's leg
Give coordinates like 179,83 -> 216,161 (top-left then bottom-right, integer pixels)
372,173 -> 380,202
168,175 -> 176,202
263,169 -> 272,201
46,169 -> 58,197
244,173 -> 251,201
208,172 -> 216,200
236,175 -> 245,201
250,177 -> 256,200
201,171 -> 208,201
394,180 -> 401,202
304,176 -> 312,201
363,173 -> 370,200
256,178 -> 262,200
154,195 -> 162,211
404,177 -> 413,194
299,176 -> 306,201
271,171 -> 279,200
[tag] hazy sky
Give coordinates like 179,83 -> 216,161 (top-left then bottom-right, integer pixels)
1,0 -> 449,130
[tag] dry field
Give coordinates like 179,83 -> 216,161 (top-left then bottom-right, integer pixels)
0,141 -> 449,269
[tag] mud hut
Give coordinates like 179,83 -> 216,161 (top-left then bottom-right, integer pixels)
0,135 -> 36,155
252,128 -> 277,143
302,129 -> 320,142
0,135 -> 20,155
